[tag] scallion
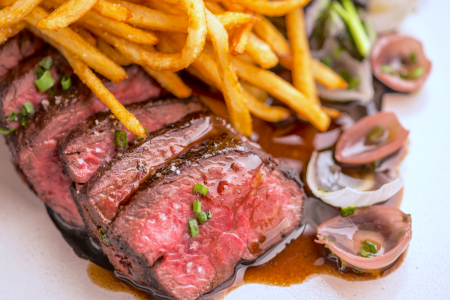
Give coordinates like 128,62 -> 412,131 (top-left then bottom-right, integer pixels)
22,102 -> 35,115
61,75 -> 71,90
318,188 -> 329,192
39,57 -> 53,70
188,219 -> 199,237
198,210 -> 212,223
7,113 -> 20,121
205,210 -> 212,220
0,127 -> 17,135
368,126 -> 386,143
193,201 -> 201,213
410,52 -> 417,64
341,205 -> 356,217
20,115 -> 27,127
115,130 -> 127,148
137,126 -> 149,140
98,228 -> 110,244
193,183 -> 209,196
381,65 -> 395,75
360,240 -> 377,257
409,67 -> 424,79
35,70 -> 55,92
339,70 -> 361,90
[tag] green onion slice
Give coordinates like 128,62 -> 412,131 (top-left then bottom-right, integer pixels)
98,228 -> 110,244
367,126 -> 386,143
137,126 -> 149,140
7,113 -> 20,121
39,57 -> 53,70
115,130 -> 127,148
198,212 -> 208,223
205,210 -> 212,220
61,75 -> 71,90
410,52 -> 417,64
22,102 -> 35,115
0,127 -> 17,135
193,201 -> 201,213
318,188 -> 329,193
341,205 -> 356,217
188,219 -> 199,237
20,115 -> 27,127
360,240 -> 378,257
35,70 -> 55,92
193,183 -> 209,196
381,65 -> 395,75
409,67 -> 424,79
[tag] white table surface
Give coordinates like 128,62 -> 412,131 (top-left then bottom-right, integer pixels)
1,1 -> 448,299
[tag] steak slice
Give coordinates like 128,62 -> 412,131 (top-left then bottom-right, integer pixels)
14,65 -> 161,227
0,30 -> 45,78
58,97 -> 204,184
80,123 -> 304,300
0,48 -> 70,131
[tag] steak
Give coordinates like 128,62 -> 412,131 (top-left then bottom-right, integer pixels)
58,97 -> 204,184
77,116 -> 305,300
14,65 -> 162,227
0,30 -> 44,78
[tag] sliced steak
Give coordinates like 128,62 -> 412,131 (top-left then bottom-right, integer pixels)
14,65 -> 161,227
0,49 -> 70,131
58,97 -> 204,184
0,30 -> 45,78
79,122 -> 304,300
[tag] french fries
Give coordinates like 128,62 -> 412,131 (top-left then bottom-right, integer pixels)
312,60 -> 348,90
25,6 -> 127,83
245,34 -> 279,69
0,0 -> 42,28
37,0 -> 98,31
71,25 -> 96,46
241,81 -> 269,102
229,23 -> 253,55
92,0 -> 133,22
231,57 -> 330,131
216,12 -> 259,30
228,0 -> 311,17
0,21 -> 27,43
97,37 -> 132,66
287,8 -> 318,104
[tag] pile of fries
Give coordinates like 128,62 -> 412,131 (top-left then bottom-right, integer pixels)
0,0 -> 348,138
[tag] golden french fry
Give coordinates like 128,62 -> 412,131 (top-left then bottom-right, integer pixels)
243,89 -> 291,122
322,106 -> 341,119
199,96 -> 229,121
229,23 -> 253,55
71,25 -> 96,46
97,37 -> 133,66
240,81 -> 269,102
286,8 -> 318,103
245,33 -> 279,69
27,24 -> 146,138
25,7 -> 127,83
228,0 -> 310,16
231,57 -> 330,131
204,1 -> 224,14
216,12 -> 260,30
37,0 -> 98,31
93,0 -> 133,22
145,0 -> 184,14
0,20 -> 27,43
312,59 -> 348,89
0,0 -> 42,28
143,66 -> 192,98
79,11 -> 158,45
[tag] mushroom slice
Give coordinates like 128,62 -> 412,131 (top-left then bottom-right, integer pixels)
371,34 -> 432,93
307,151 -> 403,208
335,112 -> 409,164
315,205 -> 412,270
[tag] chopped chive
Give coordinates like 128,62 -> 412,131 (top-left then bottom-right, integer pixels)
347,76 -> 361,90
323,237 -> 334,244
368,126 -> 385,143
34,70 -> 55,92
35,67 -> 44,79
198,212 -> 208,223
352,268 -> 364,274
193,183 -> 209,196
115,130 -> 127,148
360,240 -> 377,257
20,115 -> 27,127
193,201 -> 201,213
409,67 -> 424,79
381,65 -> 395,75
98,228 -> 110,244
205,210 -> 212,220
410,52 -> 417,64
188,219 -> 199,237
39,57 -> 53,70
321,56 -> 332,68
137,126 -> 149,140
407,213 -> 411,217
0,127 -> 17,135
61,75 -> 71,90
22,102 -> 35,115
341,205 -> 356,217
7,112 -> 20,121
318,188 -> 329,193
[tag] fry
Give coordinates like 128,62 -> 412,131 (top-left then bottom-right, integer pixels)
79,11 -> 158,45
145,0 -> 184,15
286,8 -> 318,103
0,0 -> 42,28
186,66 -> 216,88
243,89 -> 291,122
25,7 -> 126,83
228,0 -> 311,16
231,57 -> 330,131
240,81 -> 269,102
245,33 -> 279,69
37,0 -> 98,31
322,107 -> 341,119
97,37 -> 132,66
93,0 -> 133,22
204,1 -> 224,14
0,21 -> 27,44
27,24 -> 145,138
199,96 -> 229,120
205,10 -> 252,136
71,25 -> 96,46
312,59 -> 348,89
229,23 -> 253,55
216,12 -> 259,30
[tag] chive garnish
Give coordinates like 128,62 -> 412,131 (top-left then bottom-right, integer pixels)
409,67 -> 424,79
20,115 -> 27,127
198,210 -> 212,223
39,57 -> 53,70
193,201 -> 201,213
381,65 -> 395,75
188,219 -> 199,237
137,126 -> 149,140
61,75 -> 71,90
115,130 -> 127,148
410,52 -> 417,64
205,210 -> 212,220
22,102 -> 35,115
0,127 -> 17,135
318,188 -> 329,193
339,70 -> 360,90
360,240 -> 377,257
98,228 -> 110,244
35,70 -> 55,92
7,113 -> 20,121
193,183 -> 209,196
368,126 -> 386,143
341,205 -> 356,217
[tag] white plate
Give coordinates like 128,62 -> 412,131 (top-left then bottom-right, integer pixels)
1,1 -> 449,299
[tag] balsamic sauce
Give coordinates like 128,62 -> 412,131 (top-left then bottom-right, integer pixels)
46,73 -> 402,299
